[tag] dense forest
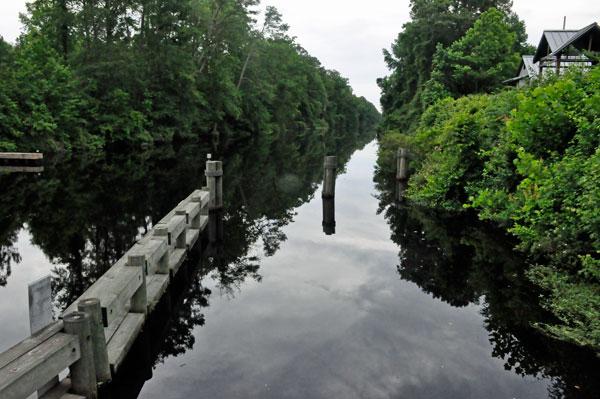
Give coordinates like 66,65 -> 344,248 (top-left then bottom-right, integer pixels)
0,0 -> 379,151
377,1 -> 600,350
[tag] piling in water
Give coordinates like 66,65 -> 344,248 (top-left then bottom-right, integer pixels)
206,160 -> 224,210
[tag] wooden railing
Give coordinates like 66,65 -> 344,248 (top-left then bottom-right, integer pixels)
0,160 -> 224,399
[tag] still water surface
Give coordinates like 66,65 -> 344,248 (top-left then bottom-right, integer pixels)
1,138 -> 599,398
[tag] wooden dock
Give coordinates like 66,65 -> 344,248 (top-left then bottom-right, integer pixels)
0,160 -> 224,399
0,152 -> 43,161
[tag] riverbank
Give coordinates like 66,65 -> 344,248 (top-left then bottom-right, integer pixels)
376,66 -> 600,352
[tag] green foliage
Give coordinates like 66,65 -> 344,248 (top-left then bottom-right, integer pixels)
0,1 -> 379,151
422,8 -> 521,105
381,66 -> 600,350
378,0 -> 528,134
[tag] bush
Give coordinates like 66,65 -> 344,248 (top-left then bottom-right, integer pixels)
381,66 -> 600,349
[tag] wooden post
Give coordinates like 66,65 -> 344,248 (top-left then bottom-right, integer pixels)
175,230 -> 187,249
397,148 -> 408,181
63,312 -> 98,399
127,255 -> 148,314
322,156 -> 337,198
78,298 -> 111,383
206,160 -> 223,210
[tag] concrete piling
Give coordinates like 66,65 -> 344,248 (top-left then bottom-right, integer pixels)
63,312 -> 98,399
77,298 -> 111,383
322,156 -> 337,198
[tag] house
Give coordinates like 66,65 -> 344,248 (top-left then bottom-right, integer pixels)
504,55 -> 539,87
505,22 -> 599,86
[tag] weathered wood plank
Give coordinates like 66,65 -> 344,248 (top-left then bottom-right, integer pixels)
62,263 -> 143,327
146,274 -> 170,311
192,190 -> 210,210
128,237 -> 168,276
0,321 -> 64,370
106,313 -> 145,375
0,166 -> 44,173
39,377 -> 70,399
185,229 -> 200,249
158,190 -> 206,225
0,333 -> 79,399
0,152 -> 43,160
199,215 -> 208,231
154,215 -> 186,246
39,378 -> 85,399
169,248 -> 187,276
176,201 -> 201,222
103,306 -> 129,344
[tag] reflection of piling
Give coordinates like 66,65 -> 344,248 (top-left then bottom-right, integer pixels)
208,210 -> 224,245
322,156 -> 337,198
206,160 -> 223,210
322,197 -> 336,235
397,148 -> 408,181
395,180 -> 408,206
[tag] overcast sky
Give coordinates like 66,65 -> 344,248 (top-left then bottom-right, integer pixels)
1,1 -> 599,109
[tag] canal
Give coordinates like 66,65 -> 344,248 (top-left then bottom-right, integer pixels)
1,135 -> 599,398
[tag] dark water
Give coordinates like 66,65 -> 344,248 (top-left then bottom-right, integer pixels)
1,135 -> 599,399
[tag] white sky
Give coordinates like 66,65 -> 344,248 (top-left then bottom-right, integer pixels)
1,1 -> 599,109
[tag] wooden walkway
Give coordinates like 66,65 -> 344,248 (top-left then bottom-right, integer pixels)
0,152 -> 43,161
0,160 -> 223,399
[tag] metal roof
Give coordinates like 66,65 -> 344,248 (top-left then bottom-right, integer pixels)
522,55 -> 539,77
533,30 -> 578,63
545,31 -> 579,52
549,22 -> 600,57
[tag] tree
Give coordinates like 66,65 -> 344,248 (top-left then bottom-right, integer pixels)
378,0 -> 528,134
422,8 -> 521,105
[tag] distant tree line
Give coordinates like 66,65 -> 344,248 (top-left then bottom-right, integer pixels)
0,0 -> 380,151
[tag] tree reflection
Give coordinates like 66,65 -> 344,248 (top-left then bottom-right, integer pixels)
374,173 -> 600,398
0,125 -> 374,397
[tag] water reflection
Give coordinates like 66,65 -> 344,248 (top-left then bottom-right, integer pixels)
322,197 -> 336,235
0,128 -> 373,396
374,171 -> 600,398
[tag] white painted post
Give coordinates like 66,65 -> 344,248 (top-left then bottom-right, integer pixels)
28,275 -> 58,397
28,276 -> 53,334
